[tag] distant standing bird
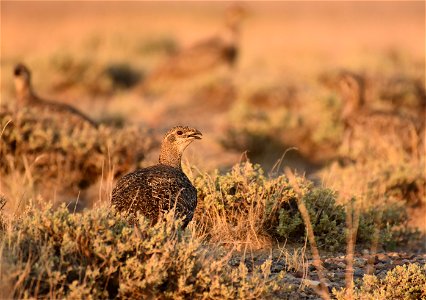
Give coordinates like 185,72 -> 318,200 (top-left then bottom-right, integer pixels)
13,63 -> 98,128
111,126 -> 202,227
142,5 -> 246,89
333,71 -> 421,161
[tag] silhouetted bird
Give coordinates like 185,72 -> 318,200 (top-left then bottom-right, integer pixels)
142,5 -> 246,89
13,63 -> 98,128
111,126 -> 202,227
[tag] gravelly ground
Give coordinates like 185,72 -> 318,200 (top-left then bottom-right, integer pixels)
228,248 -> 426,299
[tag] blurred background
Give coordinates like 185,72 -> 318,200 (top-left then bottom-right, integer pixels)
1,1 -> 425,228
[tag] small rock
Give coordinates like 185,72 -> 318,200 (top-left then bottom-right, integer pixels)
375,262 -> 387,270
392,260 -> 403,266
376,253 -> 390,262
285,273 -> 302,285
228,257 -> 240,267
365,265 -> 375,275
303,279 -> 328,288
376,253 -> 388,260
324,261 -> 339,270
354,258 -> 367,267
353,268 -> 364,278
271,262 -> 285,273
303,278 -> 331,287
377,269 -> 388,277
336,271 -> 346,279
294,270 -> 305,278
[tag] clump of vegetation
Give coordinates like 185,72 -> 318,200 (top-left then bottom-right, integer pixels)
376,159 -> 425,207
136,36 -> 178,55
194,162 -> 410,251
0,204 -> 282,299
33,51 -> 144,96
221,86 -> 343,165
0,106 -> 154,192
221,97 -> 299,156
47,52 -> 113,96
323,158 -> 425,210
334,263 -> 426,300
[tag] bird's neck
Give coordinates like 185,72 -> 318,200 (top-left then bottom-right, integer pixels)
16,84 -> 36,106
341,87 -> 364,121
159,142 -> 182,169
222,21 -> 240,45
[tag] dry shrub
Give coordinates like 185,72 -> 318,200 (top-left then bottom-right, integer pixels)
193,162 -> 410,251
221,86 -> 343,165
0,106 -> 154,193
0,204 -> 282,299
48,52 -> 144,96
333,263 -> 426,300
323,157 -> 425,210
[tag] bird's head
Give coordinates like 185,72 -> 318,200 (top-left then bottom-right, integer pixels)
319,70 -> 365,120
14,63 -> 31,91
224,4 -> 248,32
160,126 -> 202,168
14,63 -> 33,102
225,3 -> 248,24
338,72 -> 365,120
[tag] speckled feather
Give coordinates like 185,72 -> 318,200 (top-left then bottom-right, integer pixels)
111,126 -> 201,227
111,164 -> 197,227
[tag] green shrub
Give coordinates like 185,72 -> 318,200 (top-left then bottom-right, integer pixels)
334,263 -> 426,300
194,162 -> 411,251
1,204 -> 281,299
273,188 -> 347,251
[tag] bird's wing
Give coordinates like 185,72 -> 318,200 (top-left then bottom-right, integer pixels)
111,166 -> 197,225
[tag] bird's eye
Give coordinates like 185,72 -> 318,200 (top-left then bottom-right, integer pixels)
176,130 -> 183,135
14,67 -> 22,76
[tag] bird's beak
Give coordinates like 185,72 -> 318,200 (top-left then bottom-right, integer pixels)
188,129 -> 202,140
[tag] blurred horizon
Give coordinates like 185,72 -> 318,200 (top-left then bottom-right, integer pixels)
2,1 -> 424,69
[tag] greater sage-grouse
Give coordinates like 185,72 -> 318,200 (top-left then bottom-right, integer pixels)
13,63 -> 98,128
333,71 -> 421,161
143,4 -> 246,87
111,126 -> 202,227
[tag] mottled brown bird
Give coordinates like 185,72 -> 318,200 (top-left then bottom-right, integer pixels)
333,71 -> 421,161
111,126 -> 202,227
143,5 -> 246,88
13,63 -> 98,128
